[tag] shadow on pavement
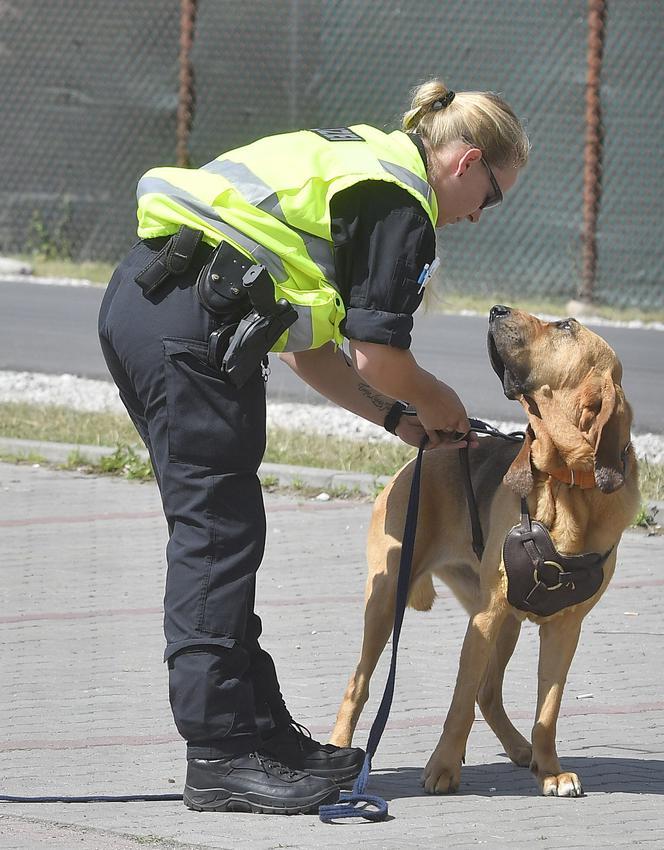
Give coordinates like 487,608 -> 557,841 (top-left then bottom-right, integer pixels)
364,757 -> 664,799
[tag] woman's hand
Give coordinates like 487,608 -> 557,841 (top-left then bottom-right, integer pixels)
395,410 -> 478,451
410,380 -> 478,450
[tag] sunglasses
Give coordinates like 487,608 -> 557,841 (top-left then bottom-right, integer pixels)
478,157 -> 503,210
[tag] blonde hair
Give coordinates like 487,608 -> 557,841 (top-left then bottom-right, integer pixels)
402,79 -> 529,169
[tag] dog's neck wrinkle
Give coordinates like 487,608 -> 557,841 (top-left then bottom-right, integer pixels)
533,479 -> 590,553
529,433 -> 597,489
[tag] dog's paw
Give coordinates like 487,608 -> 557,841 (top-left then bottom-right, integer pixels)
541,772 -> 583,797
421,756 -> 461,795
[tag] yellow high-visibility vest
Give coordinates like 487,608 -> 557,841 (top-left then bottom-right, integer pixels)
137,125 -> 436,351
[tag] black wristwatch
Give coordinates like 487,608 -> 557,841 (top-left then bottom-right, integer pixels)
384,400 -> 409,435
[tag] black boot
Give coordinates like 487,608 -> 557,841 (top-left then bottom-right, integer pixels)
260,722 -> 365,785
183,751 -> 339,814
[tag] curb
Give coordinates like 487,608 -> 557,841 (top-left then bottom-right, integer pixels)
0,437 -> 390,495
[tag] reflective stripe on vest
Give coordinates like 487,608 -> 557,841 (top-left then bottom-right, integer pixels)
137,176 -> 289,283
201,158 -> 338,286
378,159 -> 433,207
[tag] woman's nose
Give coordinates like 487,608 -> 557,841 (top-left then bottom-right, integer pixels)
467,210 -> 482,224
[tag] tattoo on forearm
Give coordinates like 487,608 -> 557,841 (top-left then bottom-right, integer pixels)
358,381 -> 392,413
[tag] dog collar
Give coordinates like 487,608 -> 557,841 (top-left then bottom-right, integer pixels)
546,441 -> 631,490
547,466 -> 597,489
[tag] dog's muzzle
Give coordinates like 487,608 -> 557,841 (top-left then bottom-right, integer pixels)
487,306 -> 526,400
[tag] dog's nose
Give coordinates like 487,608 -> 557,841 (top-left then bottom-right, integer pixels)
489,305 -> 511,321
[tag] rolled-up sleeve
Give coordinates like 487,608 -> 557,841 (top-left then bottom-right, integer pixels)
330,181 -> 437,349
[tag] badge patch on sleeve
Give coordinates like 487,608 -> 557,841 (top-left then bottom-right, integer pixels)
311,127 -> 364,142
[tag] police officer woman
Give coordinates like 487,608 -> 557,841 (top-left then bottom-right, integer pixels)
98,79 -> 529,814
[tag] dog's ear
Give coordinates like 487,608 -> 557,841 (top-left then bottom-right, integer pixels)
503,425 -> 535,496
592,372 -> 627,493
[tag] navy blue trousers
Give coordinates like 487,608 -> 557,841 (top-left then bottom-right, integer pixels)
98,239 -> 292,759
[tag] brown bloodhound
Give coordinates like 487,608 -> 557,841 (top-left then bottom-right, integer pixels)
330,306 -> 640,797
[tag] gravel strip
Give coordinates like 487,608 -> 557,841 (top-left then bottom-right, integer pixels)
1,369 -> 663,463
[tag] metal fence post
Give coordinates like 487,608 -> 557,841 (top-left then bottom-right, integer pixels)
177,0 -> 198,167
580,0 -> 606,304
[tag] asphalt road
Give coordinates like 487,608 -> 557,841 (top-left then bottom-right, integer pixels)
1,278 -> 662,433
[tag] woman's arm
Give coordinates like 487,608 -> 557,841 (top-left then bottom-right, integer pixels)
349,339 -> 471,443
278,342 -> 396,426
279,341 -> 474,449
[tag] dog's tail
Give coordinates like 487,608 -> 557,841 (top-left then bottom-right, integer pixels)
407,573 -> 437,611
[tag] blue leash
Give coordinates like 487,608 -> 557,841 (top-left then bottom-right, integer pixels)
319,437 -> 426,823
319,419 -> 524,824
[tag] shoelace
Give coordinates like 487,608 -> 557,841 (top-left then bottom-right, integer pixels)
249,751 -> 300,778
288,721 -> 316,753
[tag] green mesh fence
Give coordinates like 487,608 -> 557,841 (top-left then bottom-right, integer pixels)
1,0 -> 661,308
0,0 -> 179,262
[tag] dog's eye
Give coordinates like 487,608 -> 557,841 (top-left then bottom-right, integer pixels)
556,319 -> 574,331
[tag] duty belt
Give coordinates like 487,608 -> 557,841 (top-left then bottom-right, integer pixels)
134,226 -> 297,389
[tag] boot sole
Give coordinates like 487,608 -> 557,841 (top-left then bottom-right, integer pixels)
183,784 -> 339,815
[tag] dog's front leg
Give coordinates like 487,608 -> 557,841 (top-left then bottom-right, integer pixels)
329,553 -> 399,748
531,612 -> 584,797
423,601 -> 508,794
477,615 -> 532,767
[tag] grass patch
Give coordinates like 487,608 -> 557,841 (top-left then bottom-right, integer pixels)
265,425 -> 414,476
60,445 -> 154,481
638,458 -> 664,505
0,402 -> 414,478
12,255 -> 115,284
425,291 -> 664,325
1,402 -> 662,504
633,503 -> 660,533
0,450 -> 48,465
0,402 -> 142,446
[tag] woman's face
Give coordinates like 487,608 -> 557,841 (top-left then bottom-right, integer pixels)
427,141 -> 520,228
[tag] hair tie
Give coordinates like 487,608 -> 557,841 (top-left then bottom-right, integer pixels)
432,91 -> 455,111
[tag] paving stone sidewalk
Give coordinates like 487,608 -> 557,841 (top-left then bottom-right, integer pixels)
0,462 -> 662,849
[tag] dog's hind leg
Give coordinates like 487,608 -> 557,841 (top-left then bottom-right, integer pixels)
477,615 -> 532,767
329,546 -> 401,748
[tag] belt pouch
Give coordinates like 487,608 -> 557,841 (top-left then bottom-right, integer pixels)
135,225 -> 202,295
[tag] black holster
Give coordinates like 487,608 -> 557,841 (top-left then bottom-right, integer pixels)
220,302 -> 297,388
198,242 -> 297,388
196,240 -> 254,320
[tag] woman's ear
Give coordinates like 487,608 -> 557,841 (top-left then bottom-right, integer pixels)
455,146 -> 482,176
